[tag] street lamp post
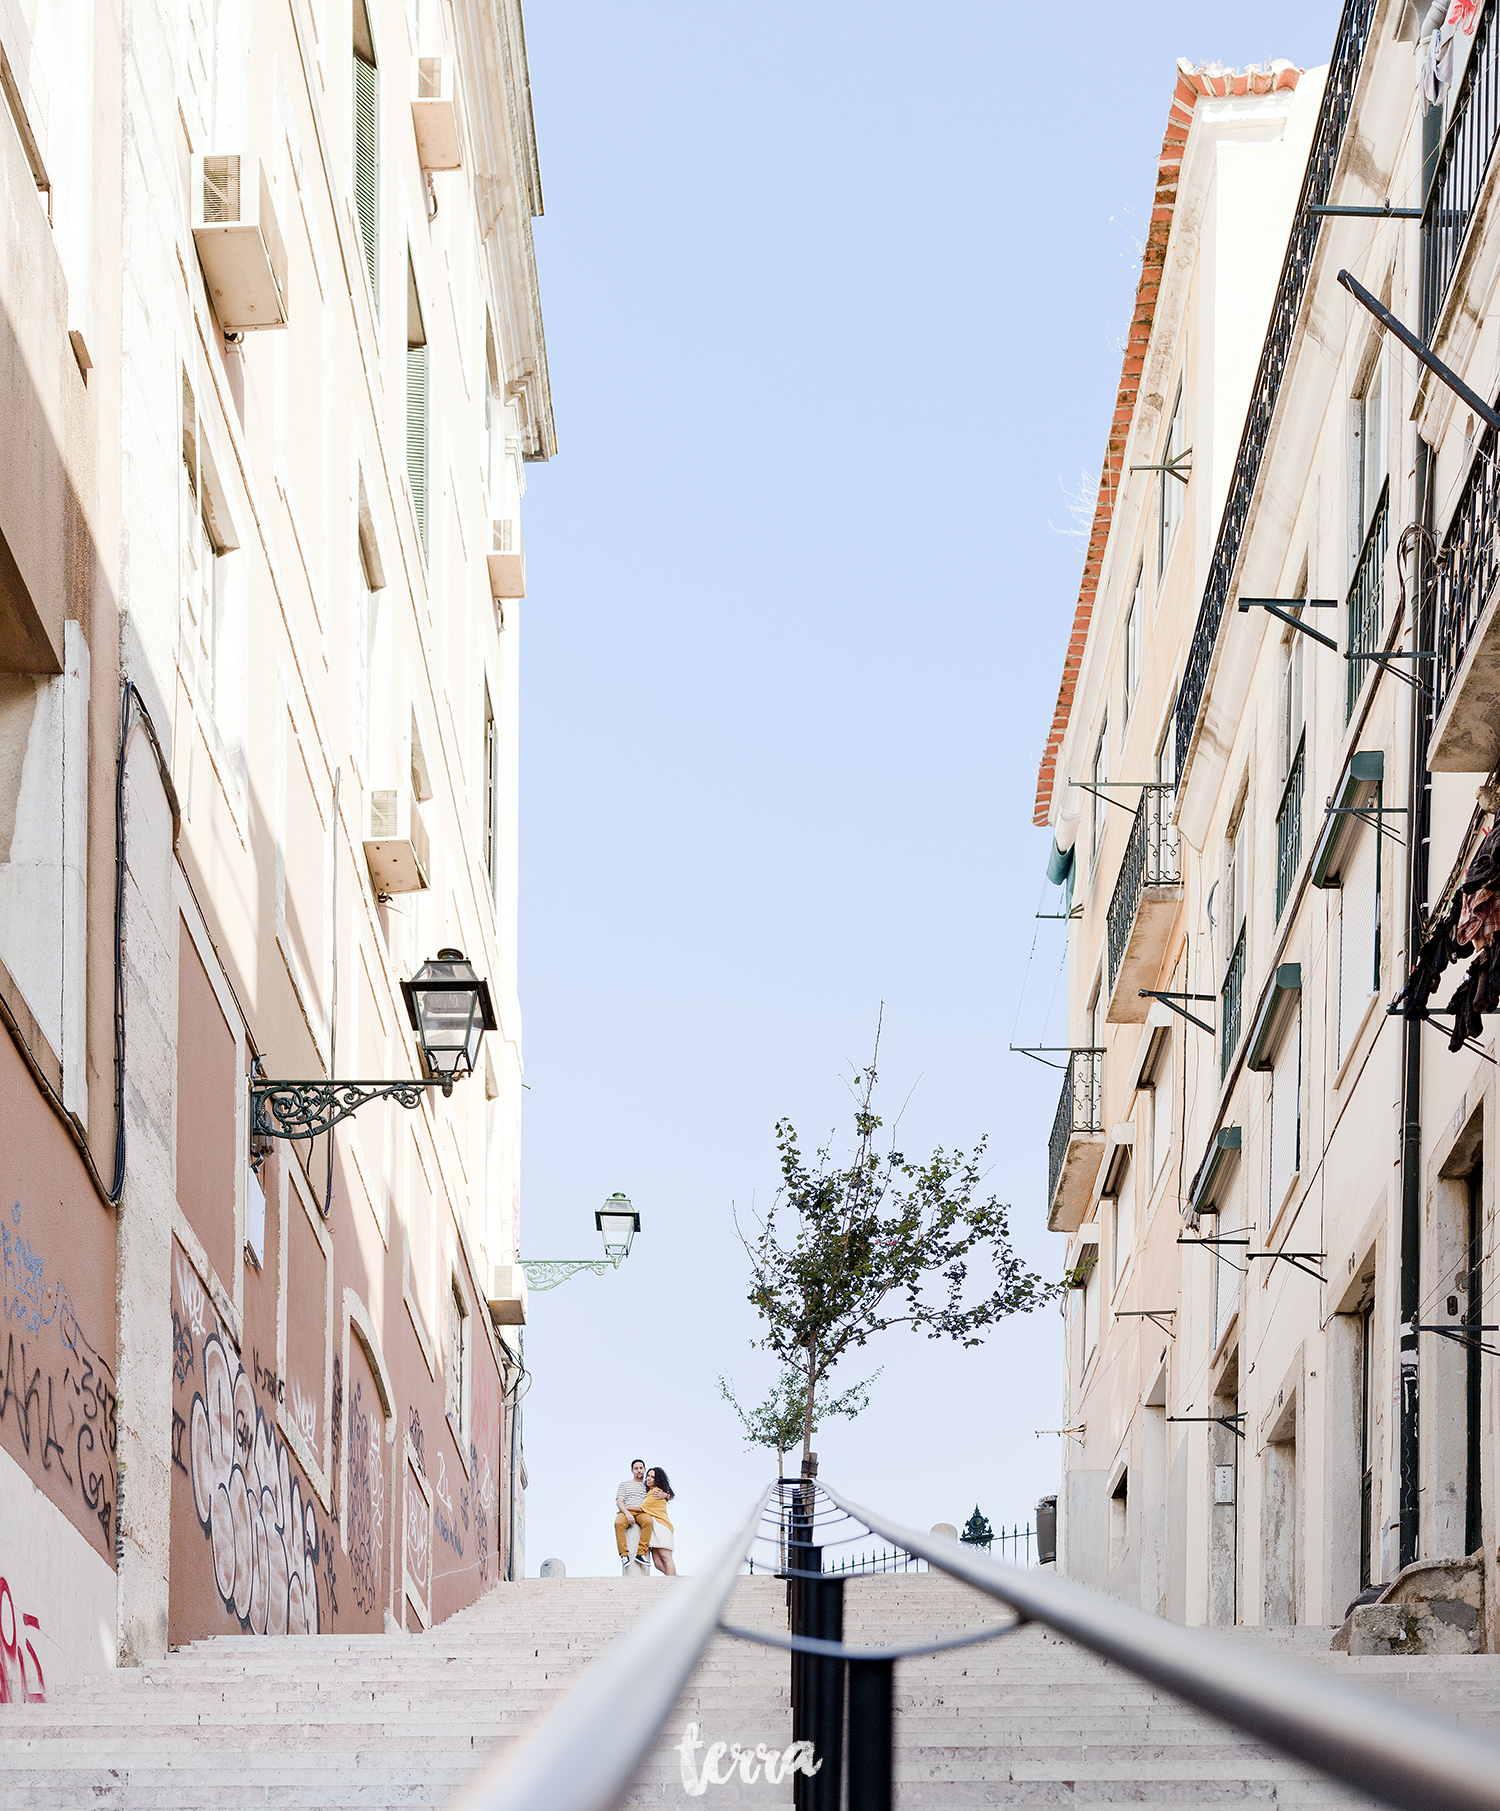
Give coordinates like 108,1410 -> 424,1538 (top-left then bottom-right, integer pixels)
522,1193 -> 640,1292
251,948 -> 497,1143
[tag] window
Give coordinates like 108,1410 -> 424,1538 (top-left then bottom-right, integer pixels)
1088,974 -> 1103,1054
1110,1161 -> 1134,1292
1090,719 -> 1108,862
1268,1009 -> 1301,1222
181,374 -> 235,728
1158,380 -> 1185,576
1083,1254 -> 1100,1369
483,687 -> 498,900
446,1276 -> 469,1438
1156,700 -> 1176,791
1349,351 -> 1386,566
1359,1296 -> 1374,1591
350,543 -> 376,776
1212,1184 -> 1240,1350
1148,1033 -> 1173,1191
1225,811 -> 1247,965
1279,626 -> 1305,785
1337,824 -> 1380,1067
484,322 -> 502,509
406,254 -> 429,557
353,0 -> 380,308
1123,565 -> 1143,727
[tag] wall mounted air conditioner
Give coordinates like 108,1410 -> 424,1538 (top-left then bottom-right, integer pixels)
191,155 -> 290,331
488,1263 -> 528,1326
364,786 -> 431,896
486,517 -> 526,600
412,57 -> 462,170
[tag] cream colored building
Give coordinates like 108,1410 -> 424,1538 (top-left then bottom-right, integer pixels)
0,0 -> 549,1691
1040,0 -> 1500,1647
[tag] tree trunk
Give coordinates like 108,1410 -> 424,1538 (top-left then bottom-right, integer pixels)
801,1344 -> 818,1468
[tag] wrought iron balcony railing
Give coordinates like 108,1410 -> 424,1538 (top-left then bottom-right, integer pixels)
1048,1048 -> 1103,1210
1434,413 -> 1500,721
1221,925 -> 1247,1082
1346,480 -> 1389,722
1175,0 -> 1377,785
1420,0 -> 1500,344
1106,783 -> 1180,993
1276,732 -> 1305,921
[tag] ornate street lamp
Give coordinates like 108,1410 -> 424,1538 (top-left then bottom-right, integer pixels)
251,948 -> 496,1143
960,1506 -> 993,1552
523,1193 -> 641,1292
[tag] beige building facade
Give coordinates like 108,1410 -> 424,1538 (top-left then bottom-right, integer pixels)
0,0 -> 549,1695
1040,0 -> 1500,1647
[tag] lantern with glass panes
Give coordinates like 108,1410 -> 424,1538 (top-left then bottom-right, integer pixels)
522,1193 -> 642,1292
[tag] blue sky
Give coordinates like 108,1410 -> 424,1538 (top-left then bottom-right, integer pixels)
513,0 -> 1339,1575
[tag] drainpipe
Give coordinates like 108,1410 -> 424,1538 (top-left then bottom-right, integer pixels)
1398,440 -> 1436,1571
507,1329 -> 524,1580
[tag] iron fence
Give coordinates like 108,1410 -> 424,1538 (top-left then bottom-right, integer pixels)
1420,0 -> 1500,343
1106,783 -> 1180,992
819,1546 -> 927,1577
1176,0 -> 1377,784
1434,414 -> 1500,721
1048,1048 -> 1103,1208
1346,482 -> 1389,722
1222,926 -> 1246,1082
1276,733 -> 1306,920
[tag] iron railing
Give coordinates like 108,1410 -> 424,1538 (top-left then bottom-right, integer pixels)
1434,414 -> 1500,721
1276,732 -> 1306,920
1346,480 -> 1389,722
1420,0 -> 1500,343
457,1475 -> 1500,1811
819,1545 -> 927,1577
1106,783 -> 1180,991
1222,925 -> 1246,1082
1048,1048 -> 1103,1208
1175,0 -> 1378,785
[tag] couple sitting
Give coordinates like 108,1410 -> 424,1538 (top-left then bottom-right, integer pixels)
614,1458 -> 677,1576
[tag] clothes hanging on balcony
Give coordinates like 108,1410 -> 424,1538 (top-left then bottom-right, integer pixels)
1391,895 -> 1472,1020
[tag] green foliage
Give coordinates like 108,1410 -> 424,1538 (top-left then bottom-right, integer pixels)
736,1023 -> 1054,1464
716,1366 -> 880,1467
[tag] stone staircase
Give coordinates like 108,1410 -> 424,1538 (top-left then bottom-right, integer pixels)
1,1570 -> 1499,1808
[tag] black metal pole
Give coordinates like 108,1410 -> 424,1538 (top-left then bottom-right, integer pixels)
807,1574 -> 845,1811
846,1658 -> 893,1811
1399,440 -> 1436,1572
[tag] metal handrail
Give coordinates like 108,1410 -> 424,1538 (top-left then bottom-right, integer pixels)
1420,0 -> 1500,343
449,1482 -> 776,1811
1048,1047 -> 1104,1208
1106,782 -> 1179,991
817,1481 -> 1500,1811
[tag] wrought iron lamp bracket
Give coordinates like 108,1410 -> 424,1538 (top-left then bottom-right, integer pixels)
1249,1249 -> 1328,1284
521,1257 -> 623,1292
250,1076 -> 446,1143
1139,989 -> 1216,1035
1168,1412 -> 1245,1438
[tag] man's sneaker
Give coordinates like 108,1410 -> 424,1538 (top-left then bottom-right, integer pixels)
621,1557 -> 633,1575
635,1554 -> 651,1571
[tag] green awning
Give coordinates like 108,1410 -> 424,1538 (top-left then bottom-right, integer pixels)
1247,964 -> 1302,1072
1311,750 -> 1383,888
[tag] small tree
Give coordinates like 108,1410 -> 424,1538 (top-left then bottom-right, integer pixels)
716,1365 -> 880,1479
737,1023 -> 1053,1471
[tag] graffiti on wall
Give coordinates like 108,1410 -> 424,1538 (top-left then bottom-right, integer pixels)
470,1360 -> 500,1584
346,1376 -> 383,1617
188,1324 -> 322,1635
0,1575 -> 46,1703
1,1203 -> 116,1559
405,1455 -> 430,1620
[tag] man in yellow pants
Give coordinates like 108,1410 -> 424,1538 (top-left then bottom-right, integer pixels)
615,1459 -> 654,1572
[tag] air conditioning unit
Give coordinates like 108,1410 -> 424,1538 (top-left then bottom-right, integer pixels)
411,57 -> 462,171
486,517 -> 526,600
488,1263 -> 528,1326
364,787 -> 431,895
191,154 -> 290,331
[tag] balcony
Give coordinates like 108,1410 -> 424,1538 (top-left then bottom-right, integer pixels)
1221,926 -> 1246,1083
1430,414 -> 1500,771
1275,732 -> 1305,920
1047,1049 -> 1104,1234
1420,0 -> 1500,344
1345,480 -> 1388,724
1105,783 -> 1182,1023
1174,0 -> 1376,787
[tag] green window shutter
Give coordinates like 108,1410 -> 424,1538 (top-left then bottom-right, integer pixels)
354,56 -> 380,307
406,344 -> 428,557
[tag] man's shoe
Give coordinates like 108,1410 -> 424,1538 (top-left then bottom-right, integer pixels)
621,1557 -> 633,1574
635,1555 -> 651,1571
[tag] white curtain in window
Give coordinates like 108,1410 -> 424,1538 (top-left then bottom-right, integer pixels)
1151,1038 -> 1173,1189
1111,1161 -> 1135,1291
1084,1261 -> 1100,1367
1213,1181 -> 1241,1350
1268,1010 -> 1301,1222
1338,828 -> 1379,1067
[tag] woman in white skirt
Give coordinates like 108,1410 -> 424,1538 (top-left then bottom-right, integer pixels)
641,1468 -> 676,1575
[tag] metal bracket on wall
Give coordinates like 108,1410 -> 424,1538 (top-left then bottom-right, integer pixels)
1249,1249 -> 1328,1285
1339,267 -> 1500,436
1139,990 -> 1216,1034
1114,1309 -> 1177,1338
1412,1323 -> 1500,1357
1129,447 -> 1193,484
1168,1412 -> 1246,1438
1307,201 -> 1421,218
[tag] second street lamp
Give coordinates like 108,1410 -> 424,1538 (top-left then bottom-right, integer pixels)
523,1193 -> 641,1292
252,947 -> 496,1144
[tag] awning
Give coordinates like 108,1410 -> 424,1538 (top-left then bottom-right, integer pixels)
1188,1126 -> 1241,1216
1246,964 -> 1302,1072
1311,750 -> 1383,887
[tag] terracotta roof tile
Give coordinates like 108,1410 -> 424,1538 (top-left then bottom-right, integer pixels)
1031,60 -> 1301,829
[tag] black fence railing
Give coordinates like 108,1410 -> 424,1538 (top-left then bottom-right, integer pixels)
1276,733 -> 1306,920
1222,925 -> 1246,1082
809,1546 -> 926,1577
1420,0 -> 1500,343
1175,0 -> 1378,785
1048,1048 -> 1103,1208
1434,415 -> 1500,721
1106,783 -> 1180,992
1346,481 -> 1390,722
